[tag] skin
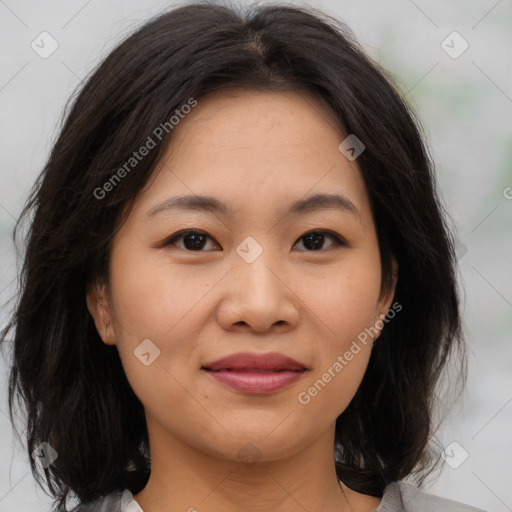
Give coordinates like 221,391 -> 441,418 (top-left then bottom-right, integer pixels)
87,88 -> 398,512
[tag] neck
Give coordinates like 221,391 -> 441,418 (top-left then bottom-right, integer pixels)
132,422 -> 362,512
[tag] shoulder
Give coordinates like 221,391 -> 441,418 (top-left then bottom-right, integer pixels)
67,489 -> 139,512
379,482 -> 488,512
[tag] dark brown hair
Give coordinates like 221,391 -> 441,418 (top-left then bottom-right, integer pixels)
1,1 -> 465,510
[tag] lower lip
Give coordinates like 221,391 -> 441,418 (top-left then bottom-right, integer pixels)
203,369 -> 305,394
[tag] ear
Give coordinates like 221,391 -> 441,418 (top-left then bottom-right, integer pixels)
374,256 -> 399,338
86,280 -> 116,346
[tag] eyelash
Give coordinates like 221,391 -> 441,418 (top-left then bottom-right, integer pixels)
162,229 -> 347,252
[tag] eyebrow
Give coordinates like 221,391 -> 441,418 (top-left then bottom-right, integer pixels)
145,192 -> 360,220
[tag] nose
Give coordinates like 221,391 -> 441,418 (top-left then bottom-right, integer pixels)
216,248 -> 300,334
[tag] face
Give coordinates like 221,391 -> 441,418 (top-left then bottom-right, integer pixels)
87,89 -> 397,464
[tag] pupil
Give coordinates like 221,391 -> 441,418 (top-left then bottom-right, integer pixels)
184,234 -> 206,250
304,233 -> 323,251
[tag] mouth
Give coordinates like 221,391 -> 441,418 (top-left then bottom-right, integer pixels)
201,351 -> 308,372
201,368 -> 307,394
200,352 -> 308,394
202,368 -> 306,373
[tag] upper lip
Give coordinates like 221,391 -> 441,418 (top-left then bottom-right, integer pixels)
201,352 -> 307,372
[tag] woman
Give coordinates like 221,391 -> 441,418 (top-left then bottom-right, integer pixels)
2,2 -> 486,511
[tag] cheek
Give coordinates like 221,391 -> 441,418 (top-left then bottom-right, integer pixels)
107,255 -> 211,420
107,245 -> 220,385
109,245 -> 212,338
306,251 -> 383,344
295,254 -> 381,409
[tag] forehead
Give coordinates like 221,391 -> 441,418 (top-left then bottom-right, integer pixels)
131,88 -> 372,226
168,88 -> 343,152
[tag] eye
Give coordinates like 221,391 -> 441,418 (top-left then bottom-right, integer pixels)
162,230 -> 221,251
161,229 -> 347,252
293,230 -> 347,251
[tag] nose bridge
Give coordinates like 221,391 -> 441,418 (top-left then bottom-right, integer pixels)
233,235 -> 282,301
216,234 -> 299,332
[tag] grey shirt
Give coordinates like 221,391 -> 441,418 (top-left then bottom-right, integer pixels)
71,482 -> 487,511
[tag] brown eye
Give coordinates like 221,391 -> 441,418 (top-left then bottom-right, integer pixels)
162,229 -> 346,252
294,230 -> 347,251
163,230 -> 221,251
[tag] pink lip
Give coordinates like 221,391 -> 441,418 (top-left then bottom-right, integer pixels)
202,351 -> 307,372
204,369 -> 305,394
201,351 -> 308,394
